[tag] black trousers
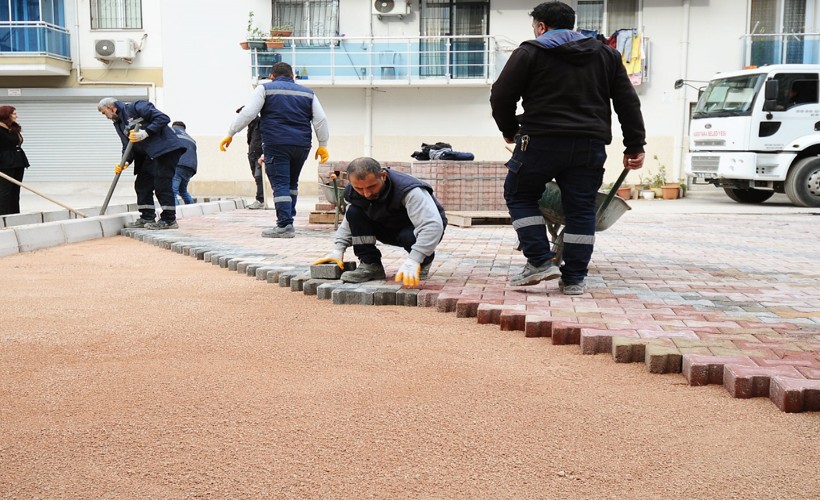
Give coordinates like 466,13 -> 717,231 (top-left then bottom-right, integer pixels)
0,167 -> 25,215
346,204 -> 440,266
248,153 -> 263,203
134,151 -> 182,222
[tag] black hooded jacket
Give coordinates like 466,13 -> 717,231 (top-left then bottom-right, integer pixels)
490,34 -> 645,154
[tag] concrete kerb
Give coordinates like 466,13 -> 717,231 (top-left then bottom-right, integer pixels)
0,199 -> 242,256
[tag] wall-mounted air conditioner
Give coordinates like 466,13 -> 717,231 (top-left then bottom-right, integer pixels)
94,39 -> 137,62
373,0 -> 410,20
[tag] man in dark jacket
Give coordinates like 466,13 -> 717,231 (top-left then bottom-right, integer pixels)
171,121 -> 197,205
98,97 -> 185,230
312,157 -> 447,288
245,111 -> 265,209
490,1 -> 646,295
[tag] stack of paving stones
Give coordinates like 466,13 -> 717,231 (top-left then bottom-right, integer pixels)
121,209 -> 820,413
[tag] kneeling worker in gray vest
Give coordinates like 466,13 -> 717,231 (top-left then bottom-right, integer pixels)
313,157 -> 447,288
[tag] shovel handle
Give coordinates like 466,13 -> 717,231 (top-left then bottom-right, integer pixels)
100,123 -> 140,215
596,168 -> 629,223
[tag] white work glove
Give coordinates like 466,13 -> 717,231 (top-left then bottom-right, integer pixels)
312,249 -> 345,269
129,129 -> 149,142
395,258 -> 421,288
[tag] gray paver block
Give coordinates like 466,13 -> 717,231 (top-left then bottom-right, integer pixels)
227,257 -> 245,271
13,221 -> 66,252
0,230 -> 19,257
310,261 -> 357,279
290,274 -> 311,292
396,289 -> 419,307
332,287 -> 374,305
62,218 -> 103,244
255,266 -> 278,280
317,282 -> 348,300
303,279 -> 335,295
373,287 -> 399,306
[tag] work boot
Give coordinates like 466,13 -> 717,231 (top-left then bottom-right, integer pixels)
144,220 -> 179,230
125,217 -> 155,228
247,200 -> 265,210
340,262 -> 386,283
419,261 -> 433,280
510,259 -> 561,286
558,279 -> 586,296
261,224 -> 295,238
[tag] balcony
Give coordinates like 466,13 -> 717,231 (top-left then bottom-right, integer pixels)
742,32 -> 820,67
0,21 -> 72,76
249,35 -> 500,87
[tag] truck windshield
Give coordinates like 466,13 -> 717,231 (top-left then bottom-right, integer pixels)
692,74 -> 765,119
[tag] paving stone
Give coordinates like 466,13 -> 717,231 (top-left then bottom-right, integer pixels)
645,343 -> 683,373
769,377 -> 820,413
304,279 -> 335,296
61,218 -> 103,244
417,289 -> 440,308
580,329 -> 639,355
500,311 -> 527,332
310,261 -> 356,279
456,300 -> 481,319
612,337 -> 651,363
524,315 -> 551,338
290,274 -> 311,292
682,355 -> 756,386
3,212 -> 42,227
435,293 -> 460,313
476,304 -> 525,325
13,221 -> 66,252
396,289 -> 419,307
255,266 -> 279,280
317,282 -> 353,300
0,230 -> 19,257
723,364 -> 803,399
332,287 -> 374,305
373,287 -> 399,306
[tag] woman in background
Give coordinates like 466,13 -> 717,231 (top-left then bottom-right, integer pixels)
0,105 -> 30,215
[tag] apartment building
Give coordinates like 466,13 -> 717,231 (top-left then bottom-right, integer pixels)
0,0 -> 817,194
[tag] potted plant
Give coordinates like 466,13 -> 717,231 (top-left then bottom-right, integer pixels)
270,22 -> 293,38
242,11 -> 267,50
265,38 -> 285,49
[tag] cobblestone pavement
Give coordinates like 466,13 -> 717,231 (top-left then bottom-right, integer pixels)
123,203 -> 820,413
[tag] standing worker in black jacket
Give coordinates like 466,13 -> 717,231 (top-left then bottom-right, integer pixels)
490,1 -> 646,295
98,97 -> 185,230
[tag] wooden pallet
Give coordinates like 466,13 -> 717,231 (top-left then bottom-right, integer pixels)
309,211 -> 339,224
447,211 -> 510,227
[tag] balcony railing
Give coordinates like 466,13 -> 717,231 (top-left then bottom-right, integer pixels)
741,32 -> 820,67
0,21 -> 71,59
249,35 -> 499,86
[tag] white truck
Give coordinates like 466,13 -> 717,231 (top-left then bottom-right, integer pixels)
685,64 -> 820,207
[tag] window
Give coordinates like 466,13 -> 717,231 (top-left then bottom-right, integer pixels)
272,0 -> 338,45
573,0 -> 638,35
420,0 -> 489,78
91,0 -> 141,30
748,0 -> 810,65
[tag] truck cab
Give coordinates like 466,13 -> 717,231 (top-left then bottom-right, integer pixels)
685,64 -> 820,207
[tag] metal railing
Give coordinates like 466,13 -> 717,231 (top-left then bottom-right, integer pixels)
741,32 -> 820,67
0,21 -> 71,59
249,35 -> 499,85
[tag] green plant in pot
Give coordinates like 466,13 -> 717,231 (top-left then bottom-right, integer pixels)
270,21 -> 293,38
242,11 -> 267,50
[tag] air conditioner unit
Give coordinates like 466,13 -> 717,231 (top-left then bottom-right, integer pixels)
94,39 -> 136,62
372,0 -> 410,19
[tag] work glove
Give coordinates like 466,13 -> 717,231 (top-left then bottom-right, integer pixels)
395,258 -> 421,288
219,136 -> 233,151
129,129 -> 148,142
114,163 -> 129,174
315,146 -> 329,164
312,249 -> 345,269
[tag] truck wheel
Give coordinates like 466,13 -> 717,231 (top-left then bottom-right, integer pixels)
722,187 -> 774,204
784,157 -> 820,207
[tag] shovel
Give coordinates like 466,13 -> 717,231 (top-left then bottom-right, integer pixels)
100,121 -> 142,215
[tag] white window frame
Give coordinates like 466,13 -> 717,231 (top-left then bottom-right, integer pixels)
90,0 -> 142,30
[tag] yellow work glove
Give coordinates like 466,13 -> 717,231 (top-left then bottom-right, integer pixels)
114,163 -> 129,174
129,129 -> 148,142
312,249 -> 345,269
315,146 -> 329,164
219,136 -> 233,151
395,258 -> 421,288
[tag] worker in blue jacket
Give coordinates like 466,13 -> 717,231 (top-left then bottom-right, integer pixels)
170,121 -> 198,205
98,97 -> 185,230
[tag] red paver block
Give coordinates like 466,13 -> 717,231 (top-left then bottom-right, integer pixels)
524,315 -> 551,338
580,329 -> 639,355
499,310 -> 527,332
455,299 -> 482,318
753,357 -> 818,368
435,293 -> 460,313
639,329 -> 699,340
723,364 -> 804,399
769,377 -> 820,413
682,355 -> 756,386
611,337 -> 655,363
476,303 -> 525,325
551,320 -> 601,346
416,289 -> 440,308
645,343 -> 683,374
797,366 -> 820,379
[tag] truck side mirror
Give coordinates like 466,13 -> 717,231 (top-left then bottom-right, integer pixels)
763,80 -> 779,111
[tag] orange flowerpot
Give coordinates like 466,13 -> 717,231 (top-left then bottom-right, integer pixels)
661,184 -> 680,200
616,186 -> 632,199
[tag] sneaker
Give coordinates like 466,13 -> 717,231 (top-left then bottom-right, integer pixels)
125,217 -> 155,228
340,262 -> 386,283
419,261 -> 433,280
144,220 -> 178,230
510,259 -> 561,286
261,224 -> 295,238
247,200 -> 265,210
558,279 -> 586,296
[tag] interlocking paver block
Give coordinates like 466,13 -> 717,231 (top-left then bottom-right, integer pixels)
682,355 -> 756,386
524,316 -> 551,338
769,377 -> 820,413
310,261 -> 356,280
580,329 -> 639,355
723,364 -> 803,399
417,290 -> 440,308
396,289 -> 419,307
612,337 -> 651,363
332,287 -> 374,305
477,304 -> 525,325
291,274 -> 311,292
435,293 -> 460,313
645,343 -> 682,373
500,311 -> 527,332
456,300 -> 481,318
